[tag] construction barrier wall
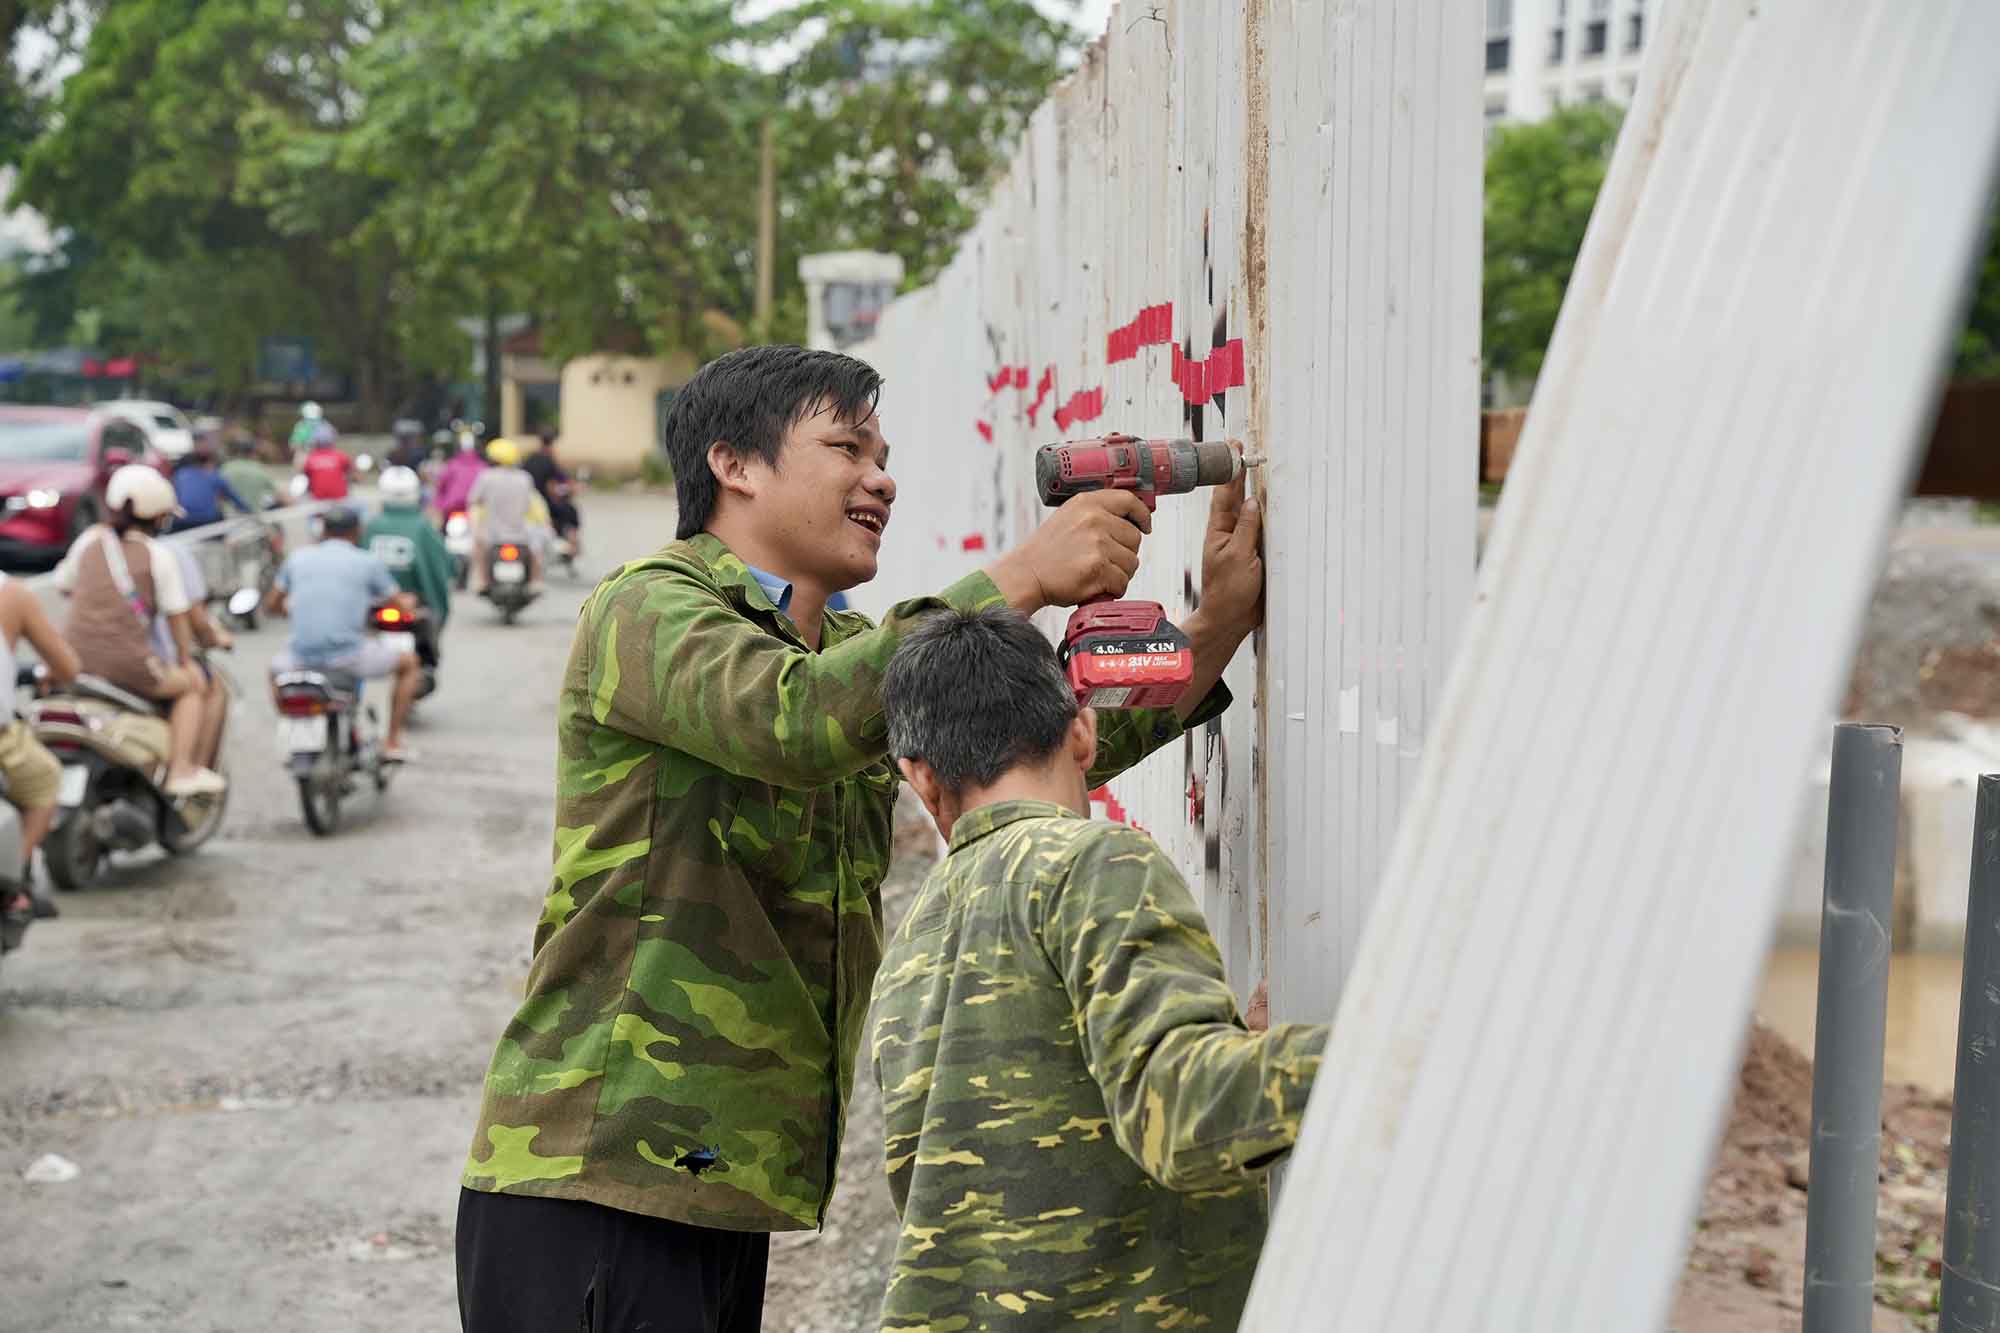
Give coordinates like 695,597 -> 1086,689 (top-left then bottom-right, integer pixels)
852,0 -> 1481,1017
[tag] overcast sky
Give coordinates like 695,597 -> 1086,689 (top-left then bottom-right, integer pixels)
1061,0 -> 1118,38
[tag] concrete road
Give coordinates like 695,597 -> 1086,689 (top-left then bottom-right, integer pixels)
0,490 -> 678,1332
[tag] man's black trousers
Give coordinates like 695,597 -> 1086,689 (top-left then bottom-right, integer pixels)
457,1188 -> 770,1333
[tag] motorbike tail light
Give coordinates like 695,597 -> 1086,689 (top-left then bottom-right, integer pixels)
497,544 -> 521,562
34,707 -> 84,728
276,693 -> 327,717
374,606 -> 404,626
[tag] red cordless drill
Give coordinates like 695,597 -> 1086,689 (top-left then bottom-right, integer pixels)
1034,433 -> 1242,710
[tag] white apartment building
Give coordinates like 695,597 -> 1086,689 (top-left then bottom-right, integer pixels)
1485,0 -> 1655,126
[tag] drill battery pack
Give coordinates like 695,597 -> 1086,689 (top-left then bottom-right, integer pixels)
1057,600 -> 1194,710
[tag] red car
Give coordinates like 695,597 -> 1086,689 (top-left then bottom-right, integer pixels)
0,406 -> 155,569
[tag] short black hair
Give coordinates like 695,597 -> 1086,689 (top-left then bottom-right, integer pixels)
661,345 -> 883,540
320,505 -> 362,535
883,608 -> 1079,794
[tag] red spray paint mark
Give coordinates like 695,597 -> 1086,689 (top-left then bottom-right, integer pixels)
960,533 -> 987,552
1171,339 -> 1245,405
1052,386 -> 1106,432
986,364 -> 1028,394
1089,785 -> 1147,832
974,420 -> 994,442
1002,301 -> 1251,441
1026,366 -> 1055,426
1106,303 -> 1176,363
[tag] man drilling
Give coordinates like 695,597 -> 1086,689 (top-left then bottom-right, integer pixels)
456,346 -> 1264,1332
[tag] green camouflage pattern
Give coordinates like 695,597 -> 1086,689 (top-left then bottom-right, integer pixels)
463,534 -> 1219,1233
871,800 -> 1325,1328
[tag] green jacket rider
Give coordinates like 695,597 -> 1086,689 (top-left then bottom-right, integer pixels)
365,466 -> 453,627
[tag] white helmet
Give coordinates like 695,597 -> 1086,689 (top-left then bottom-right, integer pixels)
300,401 -> 323,421
106,464 -> 183,520
379,465 -> 421,506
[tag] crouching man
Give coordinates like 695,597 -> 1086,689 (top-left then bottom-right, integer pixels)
872,607 -> 1327,1330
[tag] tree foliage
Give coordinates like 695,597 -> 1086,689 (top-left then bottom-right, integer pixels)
347,0 -> 762,362
4,0 -> 1081,412
1484,103 -> 2000,394
11,0 -> 469,414
769,1 -> 1078,314
1958,201 -> 2000,382
1481,103 -> 1622,392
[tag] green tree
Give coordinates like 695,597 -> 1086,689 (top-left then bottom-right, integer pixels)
766,0 -> 1080,331
345,0 -> 762,362
9,0 -> 1079,405
1482,103 -> 1623,393
11,0 -> 455,419
349,0 -> 1078,353
1957,201 -> 2000,381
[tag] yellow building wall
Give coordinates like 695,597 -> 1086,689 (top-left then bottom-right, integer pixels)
554,353 -> 694,475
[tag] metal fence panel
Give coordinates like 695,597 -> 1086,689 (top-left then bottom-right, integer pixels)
1243,0 -> 2000,1325
850,0 -> 1479,1016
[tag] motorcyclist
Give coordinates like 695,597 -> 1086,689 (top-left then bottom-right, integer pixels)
170,443 -> 251,531
221,435 -> 279,512
266,506 -> 422,763
521,438 -> 580,559
300,422 -> 352,500
0,574 -> 80,945
287,401 -> 324,453
365,466 -> 453,637
388,418 -> 429,472
433,431 -> 487,526
467,437 -> 549,593
52,466 -> 227,797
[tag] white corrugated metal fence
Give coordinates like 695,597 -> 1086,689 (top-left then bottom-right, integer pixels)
852,0 -> 1481,1018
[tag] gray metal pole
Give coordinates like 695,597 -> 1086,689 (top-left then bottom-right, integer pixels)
1942,774 -> 2000,1332
1802,722 -> 1903,1333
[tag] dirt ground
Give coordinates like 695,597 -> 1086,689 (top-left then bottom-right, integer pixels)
1667,1024 -> 1952,1332
1844,524 -> 2000,732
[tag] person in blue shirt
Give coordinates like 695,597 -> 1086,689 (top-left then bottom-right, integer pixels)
171,445 -> 252,530
266,506 -> 424,762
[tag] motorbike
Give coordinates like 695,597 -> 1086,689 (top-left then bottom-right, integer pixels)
371,602 -> 438,701
442,510 -> 473,591
547,479 -> 581,580
482,542 -> 539,625
252,590 -> 400,836
28,658 -> 235,891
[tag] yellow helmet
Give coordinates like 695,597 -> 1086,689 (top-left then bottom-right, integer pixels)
485,437 -> 520,468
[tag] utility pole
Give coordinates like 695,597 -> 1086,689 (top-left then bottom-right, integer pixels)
482,293 -> 501,435
756,118 -> 776,337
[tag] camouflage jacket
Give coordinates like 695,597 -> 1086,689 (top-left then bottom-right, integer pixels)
871,801 -> 1325,1329
463,535 -> 1225,1233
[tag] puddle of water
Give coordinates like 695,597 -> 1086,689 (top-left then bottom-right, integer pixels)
1757,946 -> 1965,1094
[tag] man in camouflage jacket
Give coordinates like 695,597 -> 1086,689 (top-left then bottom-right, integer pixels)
872,600 -> 1323,1331
456,346 -> 1258,1332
